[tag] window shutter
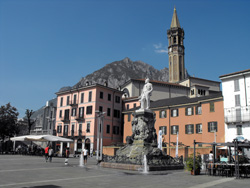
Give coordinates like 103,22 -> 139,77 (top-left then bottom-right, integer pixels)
215,122 -> 218,132
177,126 -> 179,133
171,110 -> 173,117
171,126 -> 173,134
185,125 -> 187,134
195,106 -> 198,115
185,108 -> 188,115
191,107 -> 194,115
196,124 -> 198,133
191,124 -> 194,134
208,123 -> 211,132
177,109 -> 179,116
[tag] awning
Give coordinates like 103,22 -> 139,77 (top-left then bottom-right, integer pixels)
10,135 -> 73,142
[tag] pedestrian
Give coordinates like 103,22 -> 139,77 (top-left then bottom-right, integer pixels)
48,146 -> 54,162
208,151 -> 213,162
45,145 -> 49,162
83,147 -> 88,165
65,147 -> 70,165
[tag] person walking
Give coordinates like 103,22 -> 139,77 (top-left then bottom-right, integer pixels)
48,146 -> 54,162
83,147 -> 88,165
44,146 -> 49,162
65,147 -> 70,165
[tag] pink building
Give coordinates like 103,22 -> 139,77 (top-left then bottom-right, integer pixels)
55,83 -> 123,156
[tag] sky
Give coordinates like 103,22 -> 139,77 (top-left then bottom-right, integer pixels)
1,0 -> 250,118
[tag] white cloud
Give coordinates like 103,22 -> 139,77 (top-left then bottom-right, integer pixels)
153,43 -> 168,54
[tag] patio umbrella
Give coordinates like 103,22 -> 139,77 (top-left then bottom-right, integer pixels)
10,135 -> 73,142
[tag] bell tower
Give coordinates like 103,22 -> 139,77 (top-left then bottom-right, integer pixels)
167,7 -> 185,83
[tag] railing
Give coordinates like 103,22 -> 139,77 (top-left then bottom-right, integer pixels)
70,100 -> 78,106
224,106 -> 250,123
59,116 -> 70,122
30,130 -> 53,135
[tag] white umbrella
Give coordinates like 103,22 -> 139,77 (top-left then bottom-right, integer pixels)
10,135 -> 73,142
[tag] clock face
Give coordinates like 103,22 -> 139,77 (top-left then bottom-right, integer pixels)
178,47 -> 183,52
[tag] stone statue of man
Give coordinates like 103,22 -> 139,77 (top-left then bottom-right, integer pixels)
139,78 -> 153,110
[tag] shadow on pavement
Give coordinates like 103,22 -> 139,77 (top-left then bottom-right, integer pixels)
22,185 -> 61,188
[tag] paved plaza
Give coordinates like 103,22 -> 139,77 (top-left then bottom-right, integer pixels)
0,155 -> 250,188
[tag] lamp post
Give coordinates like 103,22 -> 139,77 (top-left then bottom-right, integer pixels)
95,111 -> 106,162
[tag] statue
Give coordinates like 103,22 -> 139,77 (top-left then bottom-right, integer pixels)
138,78 -> 153,110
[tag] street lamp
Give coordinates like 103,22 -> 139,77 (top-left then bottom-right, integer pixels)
95,110 -> 106,162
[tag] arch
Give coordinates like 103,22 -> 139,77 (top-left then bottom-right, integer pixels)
122,88 -> 130,98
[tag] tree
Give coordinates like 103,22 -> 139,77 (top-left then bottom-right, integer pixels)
25,109 -> 35,134
0,103 -> 19,152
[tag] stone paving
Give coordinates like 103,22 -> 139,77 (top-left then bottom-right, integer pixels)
0,155 -> 250,188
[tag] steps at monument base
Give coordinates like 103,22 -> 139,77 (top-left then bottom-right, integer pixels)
100,162 -> 184,171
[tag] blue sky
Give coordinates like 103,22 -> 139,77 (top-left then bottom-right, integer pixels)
1,0 -> 250,118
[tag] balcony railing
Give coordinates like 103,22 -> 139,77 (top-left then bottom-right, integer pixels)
70,100 -> 78,106
59,116 -> 70,122
30,130 -> 53,135
75,115 -> 84,121
224,106 -> 250,123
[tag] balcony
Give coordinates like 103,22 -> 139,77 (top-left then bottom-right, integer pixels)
30,130 -> 53,135
224,106 -> 250,123
59,116 -> 70,122
68,130 -> 86,137
70,100 -> 78,107
75,115 -> 84,121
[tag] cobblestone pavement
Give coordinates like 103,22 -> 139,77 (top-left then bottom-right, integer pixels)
0,155 -> 250,188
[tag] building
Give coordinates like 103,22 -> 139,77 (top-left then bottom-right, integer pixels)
123,93 -> 225,158
220,69 -> 250,142
55,83 -> 123,155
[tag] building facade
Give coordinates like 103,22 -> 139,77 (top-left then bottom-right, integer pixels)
123,93 -> 225,158
220,69 -> 250,142
55,83 -> 123,155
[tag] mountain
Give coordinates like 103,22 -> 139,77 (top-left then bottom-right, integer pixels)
59,57 -> 171,91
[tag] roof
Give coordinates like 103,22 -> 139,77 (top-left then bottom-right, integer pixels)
180,76 -> 221,84
219,69 -> 250,79
123,92 -> 223,113
56,83 -> 123,95
121,78 -> 189,89
170,7 -> 181,28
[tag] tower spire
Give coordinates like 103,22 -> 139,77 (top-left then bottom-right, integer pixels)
170,7 -> 181,28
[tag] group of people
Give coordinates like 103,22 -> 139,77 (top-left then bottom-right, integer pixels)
44,145 -> 54,162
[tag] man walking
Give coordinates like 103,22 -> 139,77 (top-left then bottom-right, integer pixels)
83,147 -> 88,165
44,145 -> 49,162
48,146 -> 54,162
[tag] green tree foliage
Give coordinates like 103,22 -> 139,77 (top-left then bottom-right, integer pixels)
0,103 -> 19,142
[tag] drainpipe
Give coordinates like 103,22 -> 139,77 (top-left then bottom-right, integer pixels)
242,74 -> 248,106
168,106 -> 171,156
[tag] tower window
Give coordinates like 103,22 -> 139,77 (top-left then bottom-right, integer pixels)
173,37 -> 176,44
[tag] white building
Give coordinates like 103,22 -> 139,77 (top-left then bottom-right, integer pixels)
220,69 -> 250,142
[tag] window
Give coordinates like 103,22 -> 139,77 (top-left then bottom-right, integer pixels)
88,91 -> 92,102
113,126 -> 119,135
59,110 -> 62,118
236,108 -> 242,122
60,97 -> 63,107
196,105 -> 202,115
171,109 -> 179,117
73,94 -> 77,104
57,124 -> 62,133
115,96 -> 120,103
196,124 -> 202,134
79,107 -> 84,118
234,79 -> 240,91
236,125 -> 242,135
128,114 -> 131,122
64,109 -> 69,120
71,108 -> 76,116
185,124 -> 194,134
133,103 -> 136,108
86,122 -> 90,133
86,106 -> 93,115
99,106 -> 103,112
191,89 -> 194,95
208,122 -> 217,132
63,125 -> 68,136
108,94 -> 111,101
100,91 -> 103,99
159,110 -> 167,118
210,102 -> 215,112
81,93 -> 84,103
159,126 -> 167,135
114,109 -> 120,118
107,108 -> 111,116
198,89 -> 205,96
71,124 -> 75,136
235,95 -> 241,106
185,107 -> 194,116
171,125 -> 179,135
79,124 -> 82,135
106,124 -> 110,134
127,104 -> 129,110
67,96 -> 70,105
173,36 -> 176,43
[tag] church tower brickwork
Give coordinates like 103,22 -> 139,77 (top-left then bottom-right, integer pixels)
167,7 -> 185,83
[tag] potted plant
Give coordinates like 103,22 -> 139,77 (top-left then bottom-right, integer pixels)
185,154 -> 202,175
